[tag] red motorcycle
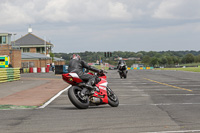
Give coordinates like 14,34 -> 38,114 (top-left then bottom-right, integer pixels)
62,72 -> 119,109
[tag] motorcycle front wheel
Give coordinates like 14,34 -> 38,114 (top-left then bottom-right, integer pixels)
119,72 -> 122,79
107,86 -> 119,107
68,86 -> 89,109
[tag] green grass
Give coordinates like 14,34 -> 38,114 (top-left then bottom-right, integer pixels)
0,105 -> 37,110
93,65 -> 109,70
155,67 -> 200,72
179,63 -> 200,67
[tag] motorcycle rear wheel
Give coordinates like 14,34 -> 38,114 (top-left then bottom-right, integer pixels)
123,71 -> 127,79
107,86 -> 119,107
68,86 -> 89,109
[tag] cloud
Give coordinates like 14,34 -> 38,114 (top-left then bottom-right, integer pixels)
1,0 -> 200,26
153,0 -> 200,20
1,0 -> 200,53
108,2 -> 132,20
39,0 -> 133,22
0,1 -> 34,25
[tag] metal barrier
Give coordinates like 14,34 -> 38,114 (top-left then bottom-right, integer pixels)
127,67 -> 154,70
0,68 -> 20,83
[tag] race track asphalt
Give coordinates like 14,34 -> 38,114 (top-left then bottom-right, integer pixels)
1,70 -> 200,133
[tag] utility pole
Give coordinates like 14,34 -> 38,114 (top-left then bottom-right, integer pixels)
44,36 -> 46,55
13,33 -> 17,46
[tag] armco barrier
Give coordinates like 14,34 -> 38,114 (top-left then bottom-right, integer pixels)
121,67 -> 154,70
129,67 -> 154,70
0,68 -> 20,83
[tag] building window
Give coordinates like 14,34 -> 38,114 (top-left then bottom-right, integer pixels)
2,36 -> 6,44
23,48 -> 30,53
36,47 -> 41,53
0,36 -> 6,44
42,47 -> 45,53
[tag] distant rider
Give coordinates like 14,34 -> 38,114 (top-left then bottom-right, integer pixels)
117,58 -> 127,70
68,54 -> 103,90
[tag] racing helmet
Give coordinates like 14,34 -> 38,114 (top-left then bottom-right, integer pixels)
71,54 -> 81,60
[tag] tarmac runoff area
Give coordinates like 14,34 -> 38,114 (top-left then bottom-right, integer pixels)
0,72 -> 69,109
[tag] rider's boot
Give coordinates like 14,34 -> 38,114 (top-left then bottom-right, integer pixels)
85,77 -> 96,90
85,84 -> 96,90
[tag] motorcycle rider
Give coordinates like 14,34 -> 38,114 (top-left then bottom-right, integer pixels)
68,54 -> 103,91
117,57 -> 127,70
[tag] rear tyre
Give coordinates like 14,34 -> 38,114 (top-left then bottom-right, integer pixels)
107,86 -> 119,107
68,86 -> 89,109
123,71 -> 127,79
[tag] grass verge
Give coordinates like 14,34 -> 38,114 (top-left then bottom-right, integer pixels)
155,67 -> 200,72
0,105 -> 37,110
93,65 -> 109,70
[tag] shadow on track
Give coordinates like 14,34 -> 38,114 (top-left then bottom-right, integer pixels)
49,105 -> 112,110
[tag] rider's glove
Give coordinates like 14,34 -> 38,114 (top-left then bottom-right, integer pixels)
99,69 -> 104,74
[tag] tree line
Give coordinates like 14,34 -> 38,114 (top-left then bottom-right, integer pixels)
54,50 -> 200,67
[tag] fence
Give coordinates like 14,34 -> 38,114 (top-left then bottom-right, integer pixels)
0,68 -> 20,83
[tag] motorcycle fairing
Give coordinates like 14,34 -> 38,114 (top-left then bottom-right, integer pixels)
62,73 -> 83,85
69,73 -> 79,78
94,76 -> 108,104
62,72 -> 109,104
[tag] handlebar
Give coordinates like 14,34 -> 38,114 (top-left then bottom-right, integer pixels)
103,70 -> 108,73
95,70 -> 108,76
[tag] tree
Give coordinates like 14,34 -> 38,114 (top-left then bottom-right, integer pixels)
49,53 -> 55,59
142,55 -> 151,66
147,51 -> 157,57
166,56 -> 174,65
150,57 -> 158,67
172,56 -> 179,65
195,55 -> 200,63
136,52 -> 143,59
185,53 -> 195,63
159,56 -> 168,66
181,57 -> 186,64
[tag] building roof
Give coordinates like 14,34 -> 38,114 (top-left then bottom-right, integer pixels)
0,33 -> 12,35
54,57 -> 65,61
21,53 -> 52,59
14,33 -> 54,47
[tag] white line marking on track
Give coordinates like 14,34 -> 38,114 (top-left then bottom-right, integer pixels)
38,85 -> 72,109
143,130 -> 200,133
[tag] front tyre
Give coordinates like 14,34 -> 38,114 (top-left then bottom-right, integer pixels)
119,71 -> 122,79
68,86 -> 89,109
107,86 -> 119,107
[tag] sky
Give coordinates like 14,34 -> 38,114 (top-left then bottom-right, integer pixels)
1,0 -> 200,53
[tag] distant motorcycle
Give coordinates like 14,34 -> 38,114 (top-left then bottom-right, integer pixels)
62,71 -> 119,109
118,63 -> 128,79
